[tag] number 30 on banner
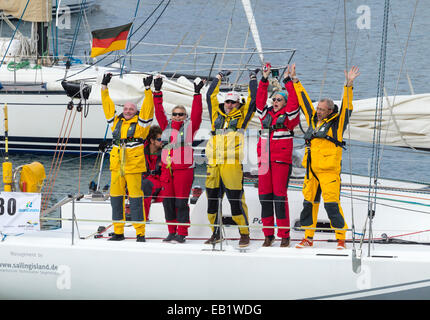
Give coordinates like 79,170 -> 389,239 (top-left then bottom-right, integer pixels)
0,197 -> 17,215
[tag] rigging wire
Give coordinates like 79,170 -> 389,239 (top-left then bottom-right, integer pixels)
378,0 -> 419,156
341,0 -> 357,253
119,0 -> 142,77
59,0 -> 170,81
41,107 -> 78,212
363,0 -> 390,257
318,0 -> 341,102
218,0 -> 237,72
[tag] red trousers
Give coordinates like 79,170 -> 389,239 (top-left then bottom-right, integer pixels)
142,175 -> 163,220
258,162 -> 292,238
160,167 -> 194,236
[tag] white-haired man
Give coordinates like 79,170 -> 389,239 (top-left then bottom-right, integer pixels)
101,73 -> 154,242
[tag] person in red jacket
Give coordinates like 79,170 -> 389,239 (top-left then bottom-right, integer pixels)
142,125 -> 163,221
256,63 -> 300,247
152,76 -> 204,243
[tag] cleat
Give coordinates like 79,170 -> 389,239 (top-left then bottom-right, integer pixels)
280,237 -> 290,248
295,238 -> 313,249
262,235 -> 275,247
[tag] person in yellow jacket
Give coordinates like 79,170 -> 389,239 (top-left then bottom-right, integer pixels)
205,69 -> 257,247
292,65 -> 360,250
101,73 -> 154,242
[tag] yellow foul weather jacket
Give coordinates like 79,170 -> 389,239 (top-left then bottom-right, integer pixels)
101,88 -> 154,174
293,82 -> 353,174
205,78 -> 257,165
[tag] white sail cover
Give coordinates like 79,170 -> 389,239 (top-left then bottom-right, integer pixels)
296,93 -> 430,149
87,73 -> 430,147
0,0 -> 52,22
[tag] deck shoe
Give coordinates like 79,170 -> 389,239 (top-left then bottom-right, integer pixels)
262,235 -> 275,247
239,234 -> 250,247
136,235 -> 146,242
204,233 -> 221,245
280,237 -> 290,248
173,234 -> 186,244
108,233 -> 125,241
295,237 -> 313,249
336,239 -> 346,250
163,233 -> 177,242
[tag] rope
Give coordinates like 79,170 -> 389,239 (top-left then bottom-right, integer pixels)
363,0 -> 390,255
218,0 -> 237,72
65,0 -> 87,68
341,0 -> 358,252
168,33 -> 205,80
41,108 -> 78,213
59,0 -> 170,81
163,0 -> 212,77
318,0 -> 341,101
379,0 -> 419,152
119,0 -> 142,76
0,0 -> 30,69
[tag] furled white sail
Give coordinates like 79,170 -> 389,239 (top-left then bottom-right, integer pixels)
296,93 -> 430,149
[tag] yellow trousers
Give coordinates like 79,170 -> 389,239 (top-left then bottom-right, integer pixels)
205,163 -> 249,235
110,171 -> 146,236
300,169 -> 348,240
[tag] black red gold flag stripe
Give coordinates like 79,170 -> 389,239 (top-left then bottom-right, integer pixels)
90,23 -> 132,58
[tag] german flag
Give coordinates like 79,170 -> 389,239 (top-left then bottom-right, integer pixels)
90,23 -> 132,58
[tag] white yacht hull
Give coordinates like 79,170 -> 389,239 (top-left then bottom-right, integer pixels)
1,174 -> 430,300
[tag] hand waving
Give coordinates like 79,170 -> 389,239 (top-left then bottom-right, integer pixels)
345,66 -> 360,87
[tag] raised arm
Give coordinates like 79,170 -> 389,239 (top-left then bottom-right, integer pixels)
283,64 -> 300,130
190,77 -> 204,135
240,70 -> 258,129
206,70 -> 231,128
100,73 -> 116,124
256,64 -> 270,120
337,66 -> 360,138
152,75 -> 169,131
291,66 -> 314,126
136,91 -> 155,141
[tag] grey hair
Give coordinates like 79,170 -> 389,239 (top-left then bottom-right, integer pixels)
172,105 -> 187,115
318,98 -> 335,110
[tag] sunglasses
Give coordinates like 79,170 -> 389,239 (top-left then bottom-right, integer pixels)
172,112 -> 186,117
224,100 -> 238,104
272,97 -> 284,102
156,138 -> 162,142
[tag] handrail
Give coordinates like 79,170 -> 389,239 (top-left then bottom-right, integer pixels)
41,193 -> 84,216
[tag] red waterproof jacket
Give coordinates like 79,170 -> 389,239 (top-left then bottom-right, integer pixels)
256,78 -> 300,164
153,92 -> 202,170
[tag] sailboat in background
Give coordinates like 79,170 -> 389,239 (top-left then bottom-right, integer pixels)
1,0 -> 427,155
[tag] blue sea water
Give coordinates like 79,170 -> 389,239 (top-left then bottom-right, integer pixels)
1,0 -> 430,204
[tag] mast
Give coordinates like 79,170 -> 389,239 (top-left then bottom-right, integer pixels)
241,0 -> 264,64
